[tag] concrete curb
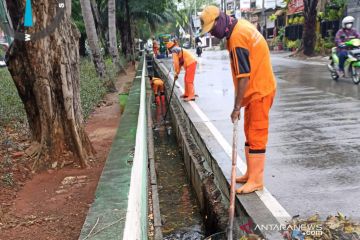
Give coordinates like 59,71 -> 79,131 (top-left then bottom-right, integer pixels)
78,59 -> 145,240
146,86 -> 163,240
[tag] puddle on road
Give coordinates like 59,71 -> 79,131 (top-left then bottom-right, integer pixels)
152,101 -> 205,240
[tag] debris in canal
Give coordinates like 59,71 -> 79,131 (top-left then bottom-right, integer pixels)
282,213 -> 360,240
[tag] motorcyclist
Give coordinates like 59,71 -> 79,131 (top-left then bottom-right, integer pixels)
335,16 -> 360,76
195,36 -> 203,57
195,36 -> 202,46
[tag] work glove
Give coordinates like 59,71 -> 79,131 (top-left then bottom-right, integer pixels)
174,74 -> 178,80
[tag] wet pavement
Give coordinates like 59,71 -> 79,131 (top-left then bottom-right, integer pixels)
161,50 -> 360,222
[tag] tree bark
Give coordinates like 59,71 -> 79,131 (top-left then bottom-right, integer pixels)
80,0 -> 106,78
108,0 -> 126,74
303,0 -> 318,56
6,0 -> 94,169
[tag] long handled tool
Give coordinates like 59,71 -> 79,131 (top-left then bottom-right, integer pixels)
227,119 -> 239,240
163,76 -> 176,122
203,119 -> 239,240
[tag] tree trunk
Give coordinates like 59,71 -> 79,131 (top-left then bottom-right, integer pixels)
90,0 -> 109,55
303,0 -> 318,56
79,32 -> 87,57
118,17 -> 128,56
125,0 -> 135,63
6,0 -> 94,169
108,0 -> 126,74
80,0 -> 106,78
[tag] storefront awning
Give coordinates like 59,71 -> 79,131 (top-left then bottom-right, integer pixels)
251,9 -> 262,14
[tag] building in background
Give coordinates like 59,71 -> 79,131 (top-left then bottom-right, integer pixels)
347,0 -> 360,30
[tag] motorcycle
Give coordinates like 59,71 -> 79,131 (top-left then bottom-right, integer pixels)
328,38 -> 360,84
196,42 -> 202,57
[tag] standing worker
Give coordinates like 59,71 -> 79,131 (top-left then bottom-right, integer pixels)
166,41 -> 197,102
152,37 -> 159,58
149,75 -> 165,106
200,6 -> 276,194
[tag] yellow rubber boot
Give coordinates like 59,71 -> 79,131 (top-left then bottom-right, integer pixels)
236,145 -> 249,183
236,153 -> 265,194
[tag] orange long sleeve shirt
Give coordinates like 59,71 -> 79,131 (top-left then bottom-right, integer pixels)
172,48 -> 197,75
227,20 -> 276,107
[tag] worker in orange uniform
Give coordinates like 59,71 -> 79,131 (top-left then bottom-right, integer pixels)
152,38 -> 159,57
166,41 -> 197,102
149,75 -> 165,106
200,6 -> 276,194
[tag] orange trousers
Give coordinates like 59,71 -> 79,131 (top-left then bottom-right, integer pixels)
184,62 -> 197,99
152,80 -> 164,95
244,91 -> 275,153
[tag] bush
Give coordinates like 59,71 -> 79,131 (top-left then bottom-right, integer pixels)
79,58 -> 107,119
286,40 -> 298,50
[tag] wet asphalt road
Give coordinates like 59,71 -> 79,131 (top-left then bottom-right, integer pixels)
162,50 -> 360,221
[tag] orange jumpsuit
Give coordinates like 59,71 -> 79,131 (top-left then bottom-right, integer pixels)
172,49 -> 197,100
226,19 -> 277,194
151,77 -> 165,105
227,19 -> 276,152
153,40 -> 159,57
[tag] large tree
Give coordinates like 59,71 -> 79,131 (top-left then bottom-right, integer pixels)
79,0 -> 107,78
6,0 -> 94,169
109,0 -> 126,74
303,0 -> 319,55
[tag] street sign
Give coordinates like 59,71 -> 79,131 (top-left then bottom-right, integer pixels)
287,0 -> 304,15
192,15 -> 201,28
240,0 -> 251,10
265,0 -> 276,9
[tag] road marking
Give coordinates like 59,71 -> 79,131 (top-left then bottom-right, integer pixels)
164,63 -> 291,224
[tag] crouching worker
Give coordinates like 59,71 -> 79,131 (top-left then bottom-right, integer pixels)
166,41 -> 197,102
149,75 -> 165,106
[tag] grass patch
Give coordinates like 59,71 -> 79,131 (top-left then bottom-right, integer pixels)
119,93 -> 129,114
79,58 -> 107,119
0,57 -> 123,127
0,68 -> 26,125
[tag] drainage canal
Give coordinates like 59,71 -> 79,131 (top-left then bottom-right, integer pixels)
151,96 -> 206,240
